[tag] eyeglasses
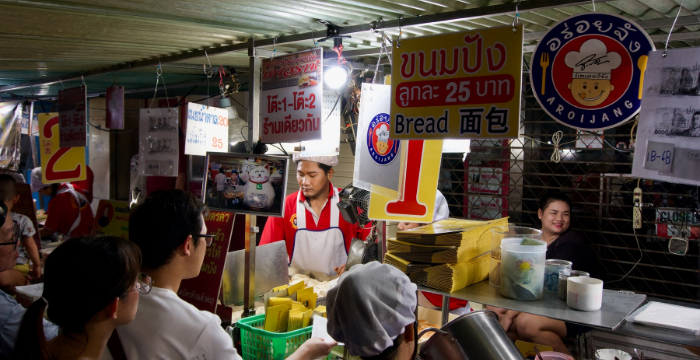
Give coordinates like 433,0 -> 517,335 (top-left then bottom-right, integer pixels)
0,221 -> 21,252
122,273 -> 153,297
198,234 -> 216,247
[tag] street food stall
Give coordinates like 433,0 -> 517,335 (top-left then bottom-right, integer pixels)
3,0 -> 700,359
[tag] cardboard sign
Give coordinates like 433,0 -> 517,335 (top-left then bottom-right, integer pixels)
261,49 -> 323,143
185,103 -> 229,156
178,211 -> 234,312
106,85 -> 124,129
655,208 -> 699,239
390,25 -> 523,140
38,113 -> 87,184
530,13 -> 654,131
631,47 -> 700,186
11,184 -> 41,249
91,200 -> 130,239
58,86 -> 87,148
368,140 -> 443,222
353,84 -> 403,199
138,108 -> 179,177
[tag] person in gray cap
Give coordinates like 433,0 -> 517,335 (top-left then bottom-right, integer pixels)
326,262 -> 418,360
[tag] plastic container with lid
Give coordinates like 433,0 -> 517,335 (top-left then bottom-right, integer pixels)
545,259 -> 572,293
499,238 -> 547,300
488,226 -> 542,287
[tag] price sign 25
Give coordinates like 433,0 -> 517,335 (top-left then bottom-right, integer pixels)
212,137 -> 224,149
39,113 -> 86,183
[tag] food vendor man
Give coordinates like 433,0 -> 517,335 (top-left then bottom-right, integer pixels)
260,155 -> 367,280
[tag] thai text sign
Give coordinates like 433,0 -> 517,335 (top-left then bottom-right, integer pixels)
38,113 -> 86,184
92,200 -> 130,239
178,211 -> 234,312
185,103 -> 229,156
390,25 -> 523,140
58,85 -> 87,148
261,49 -> 323,143
530,13 -> 654,131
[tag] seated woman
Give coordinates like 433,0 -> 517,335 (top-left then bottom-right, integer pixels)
12,236 -> 146,360
326,262 -> 419,360
488,191 -> 598,354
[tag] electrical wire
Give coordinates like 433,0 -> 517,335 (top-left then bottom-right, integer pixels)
87,121 -> 138,134
609,177 -> 644,284
324,92 -> 342,124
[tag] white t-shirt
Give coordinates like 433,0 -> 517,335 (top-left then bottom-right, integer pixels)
101,287 -> 241,360
215,173 -> 227,191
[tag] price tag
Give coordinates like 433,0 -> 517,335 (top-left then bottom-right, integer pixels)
643,140 -> 674,173
185,103 -> 229,156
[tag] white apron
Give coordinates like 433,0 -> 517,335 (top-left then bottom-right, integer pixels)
289,188 -> 347,281
56,184 -> 89,238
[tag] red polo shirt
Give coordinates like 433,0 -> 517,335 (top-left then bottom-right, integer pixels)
260,184 -> 369,259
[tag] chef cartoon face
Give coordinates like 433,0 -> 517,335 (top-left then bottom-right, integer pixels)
375,124 -> 390,155
565,39 -> 622,107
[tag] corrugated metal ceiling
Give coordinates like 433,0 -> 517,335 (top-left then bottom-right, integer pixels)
1,0 -> 699,98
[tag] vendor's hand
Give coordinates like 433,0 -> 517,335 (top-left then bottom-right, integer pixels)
292,337 -> 337,360
31,264 -> 42,279
334,264 -> 346,276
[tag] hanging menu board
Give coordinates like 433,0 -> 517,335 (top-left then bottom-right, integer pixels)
261,49 -> 323,143
185,103 -> 229,156
390,25 -> 523,140
58,85 -> 87,148
138,108 -> 179,177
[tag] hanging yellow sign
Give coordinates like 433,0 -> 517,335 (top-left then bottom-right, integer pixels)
390,25 -> 523,140
38,113 -> 86,184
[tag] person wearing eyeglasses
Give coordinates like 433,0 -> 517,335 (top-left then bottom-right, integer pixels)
0,203 -> 58,358
102,189 -> 334,360
12,236 -> 144,360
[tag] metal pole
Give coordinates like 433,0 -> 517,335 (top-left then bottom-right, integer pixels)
28,101 -> 38,170
441,295 -> 451,326
247,38 -> 260,151
243,214 -> 258,315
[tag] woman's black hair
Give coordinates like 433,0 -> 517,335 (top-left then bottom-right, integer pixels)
11,236 -> 142,360
538,191 -> 573,212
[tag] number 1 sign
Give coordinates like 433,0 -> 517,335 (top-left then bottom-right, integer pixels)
38,113 -> 87,184
368,139 -> 443,222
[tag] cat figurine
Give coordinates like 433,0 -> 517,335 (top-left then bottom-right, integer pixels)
243,164 -> 275,211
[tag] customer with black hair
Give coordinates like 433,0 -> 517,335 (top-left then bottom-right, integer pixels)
0,204 -> 57,359
11,236 -> 143,360
0,174 -> 42,294
488,191 -> 598,354
102,189 -> 334,360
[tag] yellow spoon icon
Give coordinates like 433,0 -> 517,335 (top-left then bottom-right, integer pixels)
638,55 -> 648,100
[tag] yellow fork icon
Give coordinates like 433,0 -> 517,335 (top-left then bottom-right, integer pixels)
540,52 -> 550,95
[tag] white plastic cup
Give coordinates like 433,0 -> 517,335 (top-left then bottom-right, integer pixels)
567,277 -> 603,311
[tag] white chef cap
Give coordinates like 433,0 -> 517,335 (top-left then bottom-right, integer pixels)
292,154 -> 338,167
30,168 -> 46,193
434,190 -> 449,222
327,262 -> 417,357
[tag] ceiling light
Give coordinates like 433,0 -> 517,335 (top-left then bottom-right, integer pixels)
324,66 -> 348,89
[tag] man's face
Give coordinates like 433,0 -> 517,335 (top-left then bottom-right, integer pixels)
693,115 -> 700,128
187,216 -> 208,279
0,213 -> 18,272
297,161 -> 330,199
231,173 -> 239,181
568,79 -> 614,106
670,71 -> 677,78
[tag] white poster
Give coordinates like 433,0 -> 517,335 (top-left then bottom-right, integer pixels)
138,108 -> 179,177
632,48 -> 700,186
261,49 -> 323,143
353,84 -> 403,199
185,103 -> 229,156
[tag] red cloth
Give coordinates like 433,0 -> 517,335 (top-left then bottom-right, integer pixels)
70,165 -> 94,203
259,184 -> 370,259
44,183 -> 94,237
422,292 -> 469,311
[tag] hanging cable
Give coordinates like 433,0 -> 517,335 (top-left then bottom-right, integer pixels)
512,0 -> 522,32
663,0 -> 686,57
550,130 -> 563,163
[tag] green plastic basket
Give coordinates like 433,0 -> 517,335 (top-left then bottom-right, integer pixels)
235,313 -> 332,360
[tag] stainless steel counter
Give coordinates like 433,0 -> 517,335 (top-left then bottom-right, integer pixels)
418,280 -> 647,330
